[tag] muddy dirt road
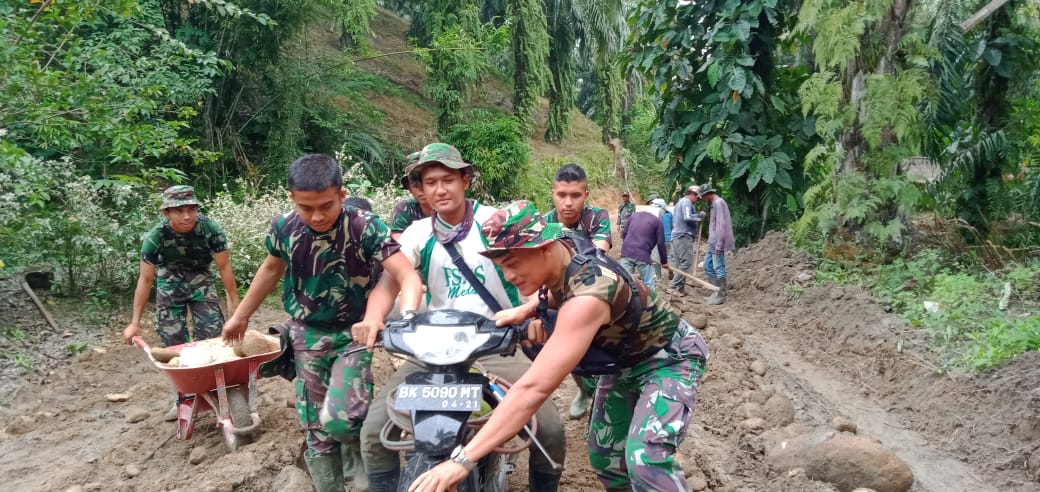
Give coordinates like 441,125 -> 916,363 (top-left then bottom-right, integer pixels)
2,232 -> 1039,491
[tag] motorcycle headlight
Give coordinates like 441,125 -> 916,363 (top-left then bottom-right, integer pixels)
402,324 -> 491,365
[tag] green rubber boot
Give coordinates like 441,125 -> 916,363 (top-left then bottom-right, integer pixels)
304,452 -> 344,492
342,440 -> 368,489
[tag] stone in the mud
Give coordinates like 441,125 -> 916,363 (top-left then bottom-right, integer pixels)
189,447 -> 208,465
740,402 -> 764,419
83,484 -> 102,492
123,464 -> 141,478
795,272 -> 813,283
832,416 -> 858,434
272,466 -> 314,492
688,475 -> 708,491
5,415 -> 35,435
749,360 -> 767,376
689,314 -> 708,329
721,333 -> 743,348
63,486 -> 83,492
766,432 -> 913,492
751,386 -> 776,405
739,418 -> 766,433
762,394 -> 796,428
105,393 -> 131,403
787,467 -> 806,478
1028,450 -> 1040,481
125,408 -> 149,423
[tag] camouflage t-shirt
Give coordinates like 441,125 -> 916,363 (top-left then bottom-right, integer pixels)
549,243 -> 679,365
141,214 -> 228,276
544,206 -> 612,248
618,201 -> 636,236
265,205 -> 400,330
390,198 -> 427,233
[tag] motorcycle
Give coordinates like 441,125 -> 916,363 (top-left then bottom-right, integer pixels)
379,309 -> 539,492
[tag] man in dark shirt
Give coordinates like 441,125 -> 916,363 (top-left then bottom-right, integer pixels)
620,210 -> 668,290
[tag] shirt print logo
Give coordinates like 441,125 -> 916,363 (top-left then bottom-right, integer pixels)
442,265 -> 486,299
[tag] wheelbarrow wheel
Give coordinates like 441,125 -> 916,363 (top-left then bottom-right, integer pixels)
222,386 -> 254,451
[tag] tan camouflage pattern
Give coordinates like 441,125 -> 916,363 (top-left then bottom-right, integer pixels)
479,200 -> 564,258
161,184 -> 201,209
549,244 -> 679,365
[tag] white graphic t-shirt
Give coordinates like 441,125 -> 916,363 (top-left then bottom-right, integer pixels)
398,202 -> 522,318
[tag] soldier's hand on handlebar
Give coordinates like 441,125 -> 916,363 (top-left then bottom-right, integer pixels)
522,318 -> 549,348
351,319 -> 384,351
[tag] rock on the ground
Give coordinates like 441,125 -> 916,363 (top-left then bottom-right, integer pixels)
762,394 -> 796,428
688,475 -> 708,491
5,415 -> 35,435
739,418 -> 766,433
189,447 -> 208,465
124,408 -> 149,423
105,393 -> 130,403
766,432 -> 914,492
740,402 -> 764,419
832,417 -> 858,434
272,466 -> 312,492
63,487 -> 83,492
751,386 -> 776,405
795,272 -> 813,283
749,360 -> 767,376
83,484 -> 102,492
123,464 -> 141,478
690,315 -> 708,329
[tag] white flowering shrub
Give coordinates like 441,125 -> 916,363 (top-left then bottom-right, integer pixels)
206,182 -> 294,287
338,154 -> 407,220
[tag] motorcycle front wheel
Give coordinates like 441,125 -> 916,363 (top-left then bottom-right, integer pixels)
398,452 -> 486,492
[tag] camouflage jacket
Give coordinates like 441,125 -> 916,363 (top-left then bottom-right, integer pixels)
390,198 -> 427,233
141,214 -> 228,278
265,205 -> 400,330
549,244 -> 679,364
544,206 -> 612,248
617,201 -> 636,235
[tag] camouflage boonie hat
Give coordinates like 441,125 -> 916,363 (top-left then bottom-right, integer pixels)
400,151 -> 422,189
479,201 -> 563,259
161,185 -> 201,210
408,143 -> 472,181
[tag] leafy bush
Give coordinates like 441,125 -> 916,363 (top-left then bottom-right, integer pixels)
0,141 -> 149,294
442,111 -> 531,201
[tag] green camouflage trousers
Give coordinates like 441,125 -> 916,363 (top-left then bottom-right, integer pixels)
289,321 -> 373,457
588,321 -> 708,491
155,270 -> 224,346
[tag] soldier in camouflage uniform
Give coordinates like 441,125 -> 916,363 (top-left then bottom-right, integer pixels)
618,191 -> 636,239
544,162 -> 612,418
407,201 -> 709,492
389,151 -> 431,241
222,154 -> 423,492
123,185 -> 239,348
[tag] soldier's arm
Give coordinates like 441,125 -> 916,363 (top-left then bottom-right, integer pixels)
223,254 -> 286,343
122,261 -> 156,343
213,250 -> 239,315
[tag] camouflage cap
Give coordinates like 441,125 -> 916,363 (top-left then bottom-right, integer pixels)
161,185 -> 201,210
400,151 -> 422,189
698,183 -> 717,195
409,143 -> 472,179
479,201 -> 563,259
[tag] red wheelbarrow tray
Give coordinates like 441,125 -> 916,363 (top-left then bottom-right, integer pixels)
133,336 -> 280,394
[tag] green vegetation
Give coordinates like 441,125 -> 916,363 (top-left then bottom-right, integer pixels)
816,250 -> 1040,370
4,0 -> 1040,372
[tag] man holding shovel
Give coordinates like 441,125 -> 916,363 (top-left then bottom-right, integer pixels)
666,185 -> 705,296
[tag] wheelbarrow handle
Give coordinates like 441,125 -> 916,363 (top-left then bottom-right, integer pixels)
132,335 -> 151,353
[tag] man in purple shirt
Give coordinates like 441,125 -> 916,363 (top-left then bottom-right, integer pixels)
699,184 -> 735,304
620,210 -> 668,290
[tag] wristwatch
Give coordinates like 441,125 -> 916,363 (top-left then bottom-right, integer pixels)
449,445 -> 476,471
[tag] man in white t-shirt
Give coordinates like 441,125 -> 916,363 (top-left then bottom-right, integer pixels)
356,143 -> 566,492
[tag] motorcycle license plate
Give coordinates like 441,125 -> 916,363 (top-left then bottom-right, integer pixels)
394,384 -> 483,412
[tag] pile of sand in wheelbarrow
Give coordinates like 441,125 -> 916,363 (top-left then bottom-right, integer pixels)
149,331 -> 280,367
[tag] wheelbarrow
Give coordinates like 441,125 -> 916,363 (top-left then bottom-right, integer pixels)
132,335 -> 280,451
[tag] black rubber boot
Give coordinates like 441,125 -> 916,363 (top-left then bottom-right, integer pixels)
367,468 -> 401,492
529,470 -> 562,492
707,278 -> 727,305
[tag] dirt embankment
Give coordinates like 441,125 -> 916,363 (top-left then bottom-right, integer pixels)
2,232 -> 1040,491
